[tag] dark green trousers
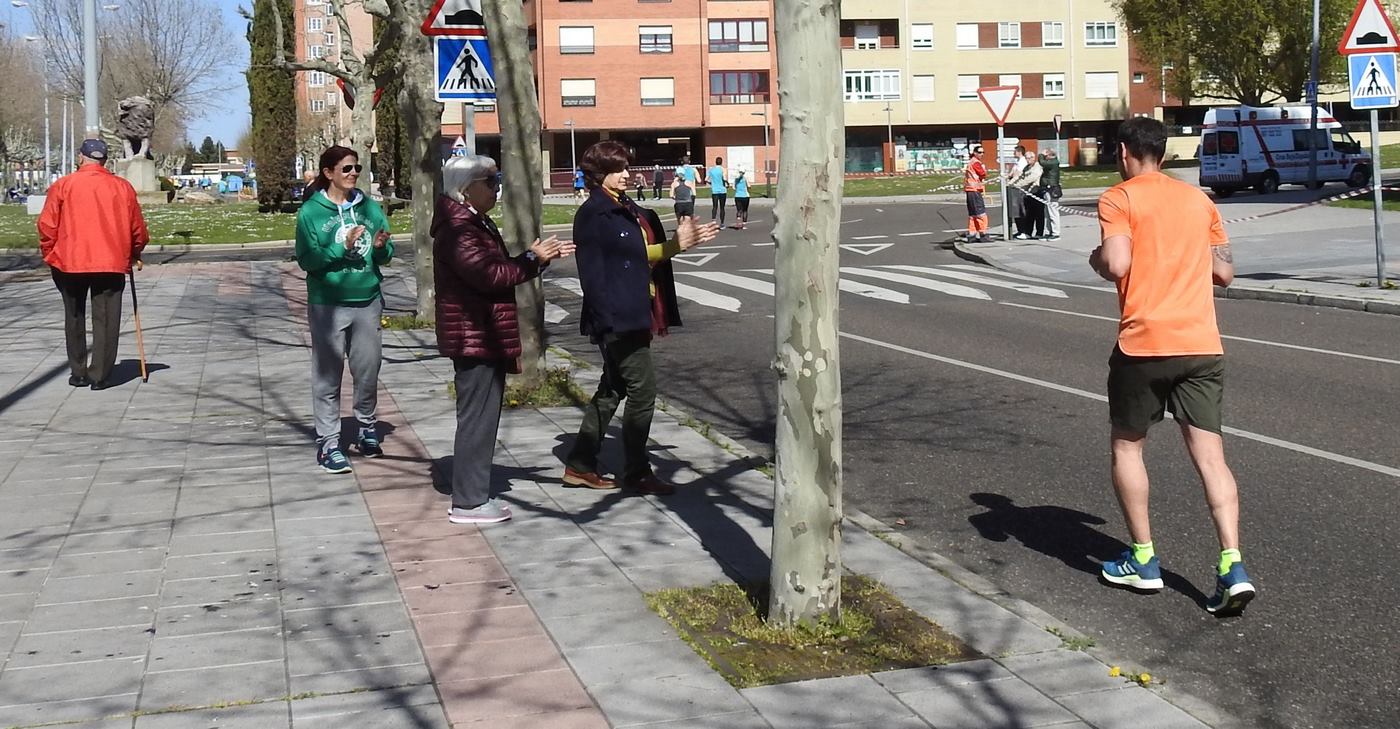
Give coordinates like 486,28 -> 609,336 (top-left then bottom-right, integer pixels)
567,331 -> 656,479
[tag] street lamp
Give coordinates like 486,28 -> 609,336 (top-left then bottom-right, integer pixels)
882,103 -> 894,172
21,36 -> 51,189
750,106 -> 770,197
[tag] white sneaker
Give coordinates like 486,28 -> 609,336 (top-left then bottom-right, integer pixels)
448,498 -> 512,524
1013,233 -> 1030,240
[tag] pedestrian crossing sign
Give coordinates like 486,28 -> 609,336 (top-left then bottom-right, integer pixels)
435,37 -> 497,103
1348,52 -> 1398,109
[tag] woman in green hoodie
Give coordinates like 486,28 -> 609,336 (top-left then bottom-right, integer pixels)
295,145 -> 394,474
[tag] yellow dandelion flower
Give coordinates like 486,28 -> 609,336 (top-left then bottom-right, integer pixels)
1108,666 -> 1121,678
1138,673 -> 1151,684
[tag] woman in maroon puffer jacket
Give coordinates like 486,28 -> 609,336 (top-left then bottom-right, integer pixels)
432,154 -> 574,525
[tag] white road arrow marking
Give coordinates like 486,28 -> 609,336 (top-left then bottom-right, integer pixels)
851,235 -> 888,241
545,302 -> 569,323
841,243 -> 894,255
879,265 -> 1068,298
841,267 -> 991,300
673,253 -> 720,266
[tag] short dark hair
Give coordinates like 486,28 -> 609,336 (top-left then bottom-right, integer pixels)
580,141 -> 632,189
714,156 -> 723,165
1117,117 -> 1167,164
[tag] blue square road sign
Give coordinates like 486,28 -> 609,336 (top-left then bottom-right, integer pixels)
1349,52 -> 1399,109
435,37 -> 496,103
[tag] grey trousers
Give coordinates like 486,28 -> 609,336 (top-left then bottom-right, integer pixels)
51,269 -> 124,383
1045,199 -> 1061,237
308,297 -> 383,449
452,357 -> 505,509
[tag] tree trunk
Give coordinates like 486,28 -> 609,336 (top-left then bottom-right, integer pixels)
482,0 -> 547,387
394,0 -> 443,321
348,90 -> 375,191
767,0 -> 844,629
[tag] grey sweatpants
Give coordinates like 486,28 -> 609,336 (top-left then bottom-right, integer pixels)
451,357 -> 505,509
308,297 -> 383,450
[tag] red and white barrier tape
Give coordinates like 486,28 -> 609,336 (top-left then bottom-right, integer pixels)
1013,184 -> 1400,225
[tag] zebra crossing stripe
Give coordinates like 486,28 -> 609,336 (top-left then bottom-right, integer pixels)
841,267 -> 991,300
878,264 -> 1068,298
547,276 -> 583,296
746,269 -> 911,304
675,271 -> 775,296
943,264 -> 1116,292
674,282 -> 743,312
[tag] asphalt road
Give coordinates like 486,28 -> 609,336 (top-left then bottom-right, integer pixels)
542,201 -> 1400,729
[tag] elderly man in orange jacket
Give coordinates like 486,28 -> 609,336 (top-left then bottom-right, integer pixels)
38,139 -> 149,390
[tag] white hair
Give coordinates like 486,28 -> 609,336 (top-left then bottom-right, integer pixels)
442,154 -> 497,203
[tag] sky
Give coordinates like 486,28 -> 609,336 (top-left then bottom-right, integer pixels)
3,0 -> 251,147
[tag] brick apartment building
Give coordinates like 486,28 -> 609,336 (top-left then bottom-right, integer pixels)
292,0 -> 373,175
289,0 -> 1146,185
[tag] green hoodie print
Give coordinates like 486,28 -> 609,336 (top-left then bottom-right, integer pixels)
295,189 -> 395,305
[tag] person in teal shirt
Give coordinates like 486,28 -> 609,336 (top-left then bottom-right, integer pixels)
294,145 -> 393,474
707,157 -> 728,228
733,169 -> 750,229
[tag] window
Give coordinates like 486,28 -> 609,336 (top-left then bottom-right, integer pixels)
307,70 -> 326,87
559,26 -> 594,54
710,71 -> 769,104
561,78 -> 596,107
911,23 -> 933,50
999,22 -> 1020,48
307,17 -> 323,32
639,25 -> 672,53
1084,21 -> 1117,46
1293,129 -> 1327,150
855,23 -> 880,50
308,45 -> 323,59
843,69 -> 900,101
1084,71 -> 1119,98
957,74 -> 978,100
325,91 -> 337,108
310,98 -> 326,113
323,31 -> 336,47
955,23 -> 978,49
1217,130 -> 1239,155
1132,72 -> 1146,83
1043,73 -> 1065,98
912,74 -> 935,102
306,0 -> 323,5
999,74 -> 1022,97
709,19 -> 769,52
1042,21 -> 1064,47
640,77 -> 674,106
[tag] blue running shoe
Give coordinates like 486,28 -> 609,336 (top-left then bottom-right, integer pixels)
1206,562 -> 1256,616
318,447 -> 352,474
356,428 -> 383,458
1101,550 -> 1165,591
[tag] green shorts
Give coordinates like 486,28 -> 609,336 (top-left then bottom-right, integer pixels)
1107,346 -> 1225,435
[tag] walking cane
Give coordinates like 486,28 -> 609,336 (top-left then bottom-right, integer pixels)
129,260 -> 149,383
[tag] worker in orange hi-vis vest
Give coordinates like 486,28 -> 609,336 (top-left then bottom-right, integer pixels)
963,145 -> 989,241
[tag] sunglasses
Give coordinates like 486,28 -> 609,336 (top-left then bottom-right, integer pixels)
339,164 -> 363,174
475,176 -> 501,189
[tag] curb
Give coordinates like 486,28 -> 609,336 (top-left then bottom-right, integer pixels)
951,240 -> 1399,317
546,344 -> 1235,729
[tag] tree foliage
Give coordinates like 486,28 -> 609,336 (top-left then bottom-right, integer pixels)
197,136 -> 218,163
247,0 -> 298,204
1116,0 -> 1352,106
371,18 -> 409,198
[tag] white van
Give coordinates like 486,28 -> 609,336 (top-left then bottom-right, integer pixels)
1199,105 -> 1370,197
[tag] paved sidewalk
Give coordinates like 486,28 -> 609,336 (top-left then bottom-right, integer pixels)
1,261 -> 1227,728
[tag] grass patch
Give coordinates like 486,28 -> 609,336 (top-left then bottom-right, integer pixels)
1046,625 -> 1096,651
503,366 -> 588,408
646,574 -> 980,688
380,314 -> 434,331
492,204 -> 579,227
1330,196 -> 1400,213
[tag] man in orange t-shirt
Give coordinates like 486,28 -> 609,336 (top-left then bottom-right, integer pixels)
962,145 -> 989,241
1088,117 -> 1255,617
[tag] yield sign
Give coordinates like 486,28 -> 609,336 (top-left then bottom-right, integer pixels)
1339,0 -> 1400,54
422,0 -> 485,36
977,86 -> 1019,126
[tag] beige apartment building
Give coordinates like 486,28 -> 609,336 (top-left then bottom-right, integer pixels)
292,0 -> 373,176
841,0 -> 1132,171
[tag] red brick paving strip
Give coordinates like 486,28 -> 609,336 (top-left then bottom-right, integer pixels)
279,263 -> 608,727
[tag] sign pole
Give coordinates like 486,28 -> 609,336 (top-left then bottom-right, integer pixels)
1371,109 -> 1387,286
462,102 -> 476,155
998,124 -> 1008,240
